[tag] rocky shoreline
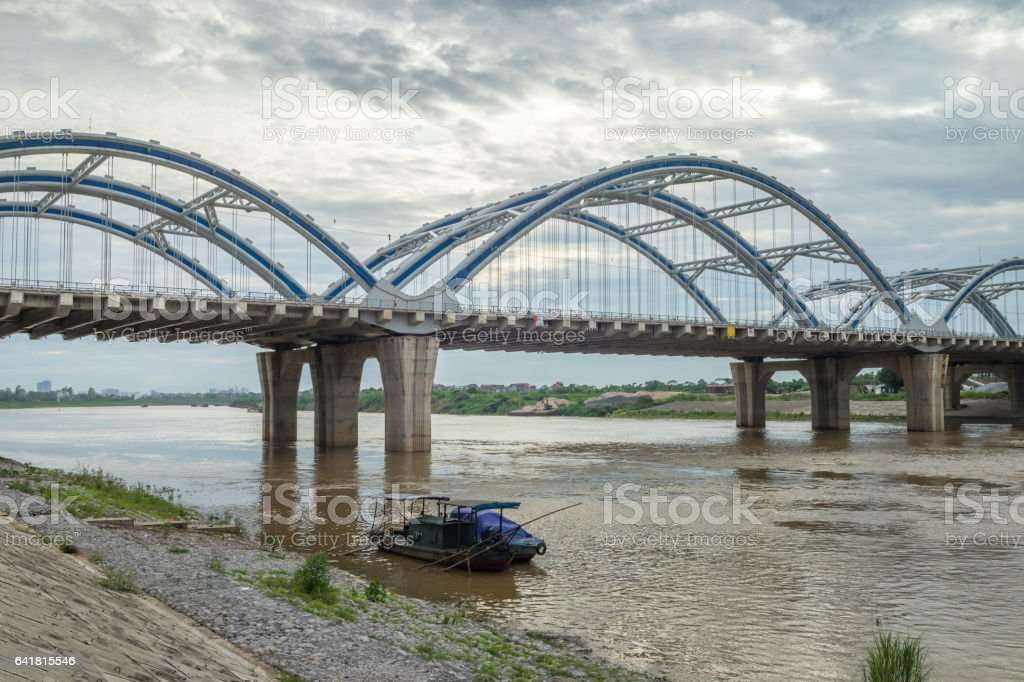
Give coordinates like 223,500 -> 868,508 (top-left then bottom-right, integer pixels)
0,461 -> 649,682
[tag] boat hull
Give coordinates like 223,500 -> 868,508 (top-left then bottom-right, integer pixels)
379,540 -> 516,571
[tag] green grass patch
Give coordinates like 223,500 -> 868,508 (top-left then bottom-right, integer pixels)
58,540 -> 78,554
5,464 -> 194,522
55,466 -> 192,521
97,567 -> 136,593
862,630 -> 931,681
275,672 -> 310,682
236,558 -> 360,625
167,545 -> 189,554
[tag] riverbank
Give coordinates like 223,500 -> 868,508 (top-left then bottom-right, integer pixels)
0,457 -> 649,682
0,517 -> 275,681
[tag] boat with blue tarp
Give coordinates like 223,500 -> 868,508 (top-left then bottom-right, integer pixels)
371,495 -> 546,571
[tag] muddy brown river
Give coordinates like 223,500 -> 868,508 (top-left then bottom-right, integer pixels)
3,406 -> 1023,680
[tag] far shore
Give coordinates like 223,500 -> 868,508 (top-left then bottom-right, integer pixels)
0,394 -> 1013,425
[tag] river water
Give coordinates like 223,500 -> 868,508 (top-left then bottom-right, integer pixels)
2,406 -> 1023,680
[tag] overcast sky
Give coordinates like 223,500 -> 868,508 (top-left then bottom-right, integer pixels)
1,0 -> 1022,392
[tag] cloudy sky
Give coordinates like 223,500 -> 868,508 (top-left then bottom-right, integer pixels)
0,0 -> 1022,392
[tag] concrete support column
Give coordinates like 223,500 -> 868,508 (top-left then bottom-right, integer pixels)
802,357 -> 854,430
310,343 -> 375,447
257,349 -> 308,442
942,372 -> 958,409
1006,366 -> 1024,413
376,336 -> 439,453
944,367 -> 965,411
899,354 -> 947,432
730,359 -> 772,428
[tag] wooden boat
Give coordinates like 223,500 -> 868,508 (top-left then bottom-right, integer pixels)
372,495 -> 545,572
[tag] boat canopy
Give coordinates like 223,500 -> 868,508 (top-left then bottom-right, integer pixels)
378,494 -> 450,502
442,500 -> 521,511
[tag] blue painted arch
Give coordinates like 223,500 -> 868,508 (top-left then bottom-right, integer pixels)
0,133 -> 377,292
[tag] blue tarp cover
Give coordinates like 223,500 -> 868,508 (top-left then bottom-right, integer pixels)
450,508 -> 536,542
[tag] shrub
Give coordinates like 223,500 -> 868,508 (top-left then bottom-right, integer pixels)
58,540 -> 78,554
292,553 -> 333,599
862,630 -> 931,682
364,578 -> 388,603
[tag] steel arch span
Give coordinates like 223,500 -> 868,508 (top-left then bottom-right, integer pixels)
12,133 -> 1015,336
0,132 -> 377,300
354,154 -> 908,328
803,260 -> 1024,337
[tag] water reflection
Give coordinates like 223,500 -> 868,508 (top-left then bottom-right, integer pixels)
312,447 -> 361,554
383,450 -> 432,494
260,443 -> 298,550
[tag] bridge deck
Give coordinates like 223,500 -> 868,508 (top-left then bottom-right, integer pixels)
1,286 -> 1021,364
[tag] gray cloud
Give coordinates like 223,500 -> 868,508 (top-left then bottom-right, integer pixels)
1,0 -> 1022,389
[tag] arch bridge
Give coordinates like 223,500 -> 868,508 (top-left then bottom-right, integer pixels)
1,132 -> 1023,450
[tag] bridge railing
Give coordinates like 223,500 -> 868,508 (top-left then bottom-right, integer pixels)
0,278 -> 364,306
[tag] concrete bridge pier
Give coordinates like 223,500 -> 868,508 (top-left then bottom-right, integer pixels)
945,369 -> 963,411
802,357 -> 856,430
730,358 -> 772,427
310,342 -> 375,447
1006,366 -> 1024,413
257,348 -> 308,443
899,354 -> 947,431
377,336 -> 439,453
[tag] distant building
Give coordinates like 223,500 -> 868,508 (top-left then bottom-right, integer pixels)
101,388 -> 121,397
36,380 -> 52,393
508,383 -> 536,391
705,383 -> 734,395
